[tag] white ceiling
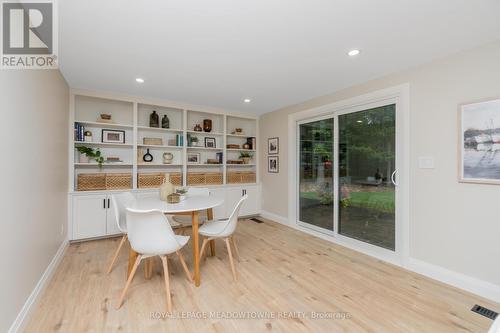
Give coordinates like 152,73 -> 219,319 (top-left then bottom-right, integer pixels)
59,0 -> 500,115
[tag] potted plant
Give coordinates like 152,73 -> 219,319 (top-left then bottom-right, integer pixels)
76,146 -> 105,167
239,151 -> 253,164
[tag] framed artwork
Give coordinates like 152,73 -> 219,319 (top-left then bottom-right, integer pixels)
102,129 -> 125,144
459,98 -> 500,184
187,152 -> 201,164
268,156 -> 279,173
268,137 -> 279,154
205,137 -> 216,148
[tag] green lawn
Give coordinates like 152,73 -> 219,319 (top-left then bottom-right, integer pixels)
301,190 -> 395,213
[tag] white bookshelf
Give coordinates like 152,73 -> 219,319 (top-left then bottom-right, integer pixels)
70,90 -> 258,192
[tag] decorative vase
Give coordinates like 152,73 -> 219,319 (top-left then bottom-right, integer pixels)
143,149 -> 153,162
194,124 -> 202,132
242,157 -> 251,164
159,174 -> 174,202
150,110 -> 159,128
162,152 -> 173,164
162,115 -> 170,129
203,119 -> 212,132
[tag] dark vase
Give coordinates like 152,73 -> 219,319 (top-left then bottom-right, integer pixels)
143,149 -> 153,162
149,111 -> 159,128
161,115 -> 170,129
203,119 -> 212,132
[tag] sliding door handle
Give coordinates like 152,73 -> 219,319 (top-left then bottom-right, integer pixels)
391,170 -> 398,186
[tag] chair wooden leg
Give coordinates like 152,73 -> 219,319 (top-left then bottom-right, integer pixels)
107,234 -> 127,274
117,254 -> 142,309
160,256 -> 172,312
200,238 -> 209,262
231,236 -> 240,262
144,257 -> 154,279
225,238 -> 237,281
176,251 -> 193,283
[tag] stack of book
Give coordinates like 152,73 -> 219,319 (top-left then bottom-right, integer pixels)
74,123 -> 85,141
175,134 -> 184,146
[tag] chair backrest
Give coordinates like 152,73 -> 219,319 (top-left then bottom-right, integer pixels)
218,194 -> 248,237
126,208 -> 184,255
186,187 -> 210,197
111,192 -> 136,233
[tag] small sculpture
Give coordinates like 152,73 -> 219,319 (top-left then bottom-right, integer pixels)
163,152 -> 173,164
149,110 -> 159,128
194,124 -> 202,132
162,115 -> 170,129
142,149 -> 153,162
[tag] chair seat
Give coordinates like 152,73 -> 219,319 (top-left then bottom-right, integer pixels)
172,214 -> 207,226
166,215 -> 181,228
198,219 -> 229,237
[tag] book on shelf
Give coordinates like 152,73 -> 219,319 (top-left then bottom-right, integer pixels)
74,123 -> 85,141
175,134 -> 184,146
216,152 -> 223,164
247,137 -> 256,150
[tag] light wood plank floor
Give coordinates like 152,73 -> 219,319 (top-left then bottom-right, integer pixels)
26,218 -> 498,332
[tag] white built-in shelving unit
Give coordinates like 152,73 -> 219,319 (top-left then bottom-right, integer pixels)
69,90 -> 259,192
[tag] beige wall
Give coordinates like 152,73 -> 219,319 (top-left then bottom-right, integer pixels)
0,70 -> 69,332
259,40 -> 500,287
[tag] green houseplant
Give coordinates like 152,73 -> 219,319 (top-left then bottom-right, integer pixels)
76,146 -> 105,168
239,151 -> 253,164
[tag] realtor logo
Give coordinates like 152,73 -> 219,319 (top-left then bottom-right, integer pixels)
1,1 -> 58,69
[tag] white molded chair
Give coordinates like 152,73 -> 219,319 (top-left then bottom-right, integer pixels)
116,208 -> 192,311
198,195 -> 248,281
172,187 -> 210,234
107,192 -> 136,274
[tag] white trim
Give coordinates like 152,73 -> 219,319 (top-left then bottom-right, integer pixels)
260,211 -> 500,304
8,240 -> 69,333
288,84 -> 411,265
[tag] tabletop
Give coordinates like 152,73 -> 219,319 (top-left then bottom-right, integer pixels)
132,195 -> 224,213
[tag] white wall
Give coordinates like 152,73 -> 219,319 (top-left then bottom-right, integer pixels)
0,70 -> 69,332
259,40 -> 500,291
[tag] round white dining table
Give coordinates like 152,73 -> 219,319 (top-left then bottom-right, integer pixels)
129,195 -> 224,287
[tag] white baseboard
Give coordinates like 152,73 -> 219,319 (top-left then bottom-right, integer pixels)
406,258 -> 500,303
8,240 -> 68,333
260,210 -> 289,226
260,211 -> 500,304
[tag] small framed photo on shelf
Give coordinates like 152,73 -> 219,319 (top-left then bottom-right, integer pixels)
205,137 -> 216,148
187,152 -> 201,164
102,129 -> 125,144
268,137 -> 279,154
268,156 -> 279,173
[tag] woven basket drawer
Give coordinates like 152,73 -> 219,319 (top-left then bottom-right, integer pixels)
241,172 -> 256,183
106,173 -> 132,190
205,173 -> 223,185
187,172 -> 223,185
138,173 -> 182,189
227,171 -> 256,184
77,174 -> 106,191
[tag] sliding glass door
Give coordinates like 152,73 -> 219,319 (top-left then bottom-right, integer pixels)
338,105 -> 396,250
298,117 -> 334,232
296,103 -> 397,251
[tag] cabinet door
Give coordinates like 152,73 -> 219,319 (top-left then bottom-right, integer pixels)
106,196 -> 121,236
240,186 -> 260,216
225,188 -> 245,217
73,195 -> 107,240
209,188 -> 226,219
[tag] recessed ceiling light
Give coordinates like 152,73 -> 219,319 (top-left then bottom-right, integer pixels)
135,78 -> 144,83
357,120 -> 363,123
243,98 -> 251,103
348,49 -> 360,57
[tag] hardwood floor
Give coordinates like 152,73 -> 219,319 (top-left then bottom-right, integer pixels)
25,218 -> 498,332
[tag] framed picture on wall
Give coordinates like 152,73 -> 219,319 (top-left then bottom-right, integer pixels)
268,156 -> 279,173
268,137 -> 279,154
458,98 -> 500,184
102,129 -> 125,144
204,137 -> 216,148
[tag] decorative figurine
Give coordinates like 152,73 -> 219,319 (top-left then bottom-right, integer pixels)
149,110 -> 159,127
203,119 -> 212,132
162,115 -> 170,129
194,124 -> 203,132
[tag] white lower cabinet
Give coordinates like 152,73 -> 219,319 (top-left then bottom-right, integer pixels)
70,184 -> 261,241
72,194 -> 120,240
